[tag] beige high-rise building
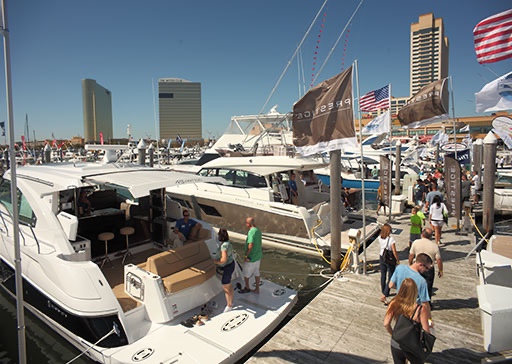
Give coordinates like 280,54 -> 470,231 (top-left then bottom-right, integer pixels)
158,78 -> 202,142
82,79 -> 113,143
410,13 -> 449,96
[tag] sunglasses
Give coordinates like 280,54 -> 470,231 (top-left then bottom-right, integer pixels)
183,214 -> 189,217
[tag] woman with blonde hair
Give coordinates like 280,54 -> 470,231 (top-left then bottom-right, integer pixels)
384,278 -> 431,364
379,223 -> 399,305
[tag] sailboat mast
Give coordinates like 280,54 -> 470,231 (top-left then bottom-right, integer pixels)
1,0 -> 27,363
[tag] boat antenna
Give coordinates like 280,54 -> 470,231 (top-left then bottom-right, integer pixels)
259,0 -> 328,114
312,0 -> 364,85
1,1 -> 27,362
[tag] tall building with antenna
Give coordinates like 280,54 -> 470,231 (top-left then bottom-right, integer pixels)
158,78 -> 202,142
410,13 -> 449,96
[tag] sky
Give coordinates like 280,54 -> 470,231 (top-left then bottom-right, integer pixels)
0,0 -> 510,142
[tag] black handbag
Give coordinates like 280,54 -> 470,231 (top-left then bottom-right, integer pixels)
383,237 -> 397,266
392,305 -> 436,361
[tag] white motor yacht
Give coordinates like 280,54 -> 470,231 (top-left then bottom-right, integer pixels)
166,155 -> 380,255
0,163 -> 296,363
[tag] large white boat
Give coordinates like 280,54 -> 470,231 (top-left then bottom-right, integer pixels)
166,155 -> 380,255
0,163 -> 296,363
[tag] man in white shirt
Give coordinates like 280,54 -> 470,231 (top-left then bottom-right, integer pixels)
471,171 -> 481,203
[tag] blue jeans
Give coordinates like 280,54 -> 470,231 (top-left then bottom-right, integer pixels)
380,256 -> 396,297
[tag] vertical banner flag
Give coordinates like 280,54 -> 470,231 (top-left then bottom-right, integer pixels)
360,85 -> 390,111
362,110 -> 391,134
398,79 -> 449,128
293,66 -> 356,156
0,121 -> 4,136
21,135 -> 26,150
475,71 -> 512,113
444,156 -> 461,222
492,115 -> 512,149
473,9 -> 512,64
380,155 -> 391,207
100,132 -> 104,145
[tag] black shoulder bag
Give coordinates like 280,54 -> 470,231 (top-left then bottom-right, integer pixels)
392,305 -> 436,361
383,237 -> 397,266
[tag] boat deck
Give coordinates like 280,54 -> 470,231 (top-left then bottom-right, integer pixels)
100,246 -> 162,312
248,213 -> 512,363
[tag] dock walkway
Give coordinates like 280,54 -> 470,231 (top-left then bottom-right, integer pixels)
248,213 -> 511,363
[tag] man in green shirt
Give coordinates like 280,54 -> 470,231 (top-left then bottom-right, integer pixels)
241,217 -> 263,294
409,206 -> 422,249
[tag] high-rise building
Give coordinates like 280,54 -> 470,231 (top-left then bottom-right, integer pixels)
82,79 -> 113,143
158,78 -> 202,142
410,13 -> 449,96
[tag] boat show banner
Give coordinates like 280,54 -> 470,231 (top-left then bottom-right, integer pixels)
444,148 -> 470,165
444,156 -> 461,220
379,155 -> 391,207
292,66 -> 358,156
397,78 -> 449,129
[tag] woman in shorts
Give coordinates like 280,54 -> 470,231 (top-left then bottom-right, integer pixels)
214,228 -> 235,312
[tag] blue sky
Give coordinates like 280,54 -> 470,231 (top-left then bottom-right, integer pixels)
0,0 -> 510,142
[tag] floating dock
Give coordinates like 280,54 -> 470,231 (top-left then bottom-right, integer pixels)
248,213 -> 512,363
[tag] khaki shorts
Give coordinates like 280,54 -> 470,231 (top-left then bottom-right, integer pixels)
243,260 -> 261,279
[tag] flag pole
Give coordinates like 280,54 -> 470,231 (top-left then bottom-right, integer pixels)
1,1 -> 27,362
449,76 -> 457,160
388,83 -> 393,223
355,60 -> 366,274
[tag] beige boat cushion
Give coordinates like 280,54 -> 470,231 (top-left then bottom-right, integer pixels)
145,241 -> 215,293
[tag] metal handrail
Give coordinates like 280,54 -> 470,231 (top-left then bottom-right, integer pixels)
0,202 -> 41,254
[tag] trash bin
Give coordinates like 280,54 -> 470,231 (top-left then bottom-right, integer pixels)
476,284 -> 512,352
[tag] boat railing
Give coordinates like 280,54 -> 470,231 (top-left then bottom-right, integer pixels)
0,205 -> 41,254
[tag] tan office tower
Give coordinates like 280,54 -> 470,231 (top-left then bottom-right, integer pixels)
82,79 -> 113,143
410,13 -> 449,96
158,78 -> 202,142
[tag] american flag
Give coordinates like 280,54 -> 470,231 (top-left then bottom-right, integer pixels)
473,9 -> 512,64
359,85 -> 390,112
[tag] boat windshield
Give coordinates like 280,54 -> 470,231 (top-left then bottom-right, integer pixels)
198,168 -> 267,188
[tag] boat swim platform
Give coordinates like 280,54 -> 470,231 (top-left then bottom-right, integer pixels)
248,213 -> 512,363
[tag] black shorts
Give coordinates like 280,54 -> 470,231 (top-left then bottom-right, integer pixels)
221,260 -> 235,285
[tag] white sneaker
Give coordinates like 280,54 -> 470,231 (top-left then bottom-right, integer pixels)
223,306 -> 232,313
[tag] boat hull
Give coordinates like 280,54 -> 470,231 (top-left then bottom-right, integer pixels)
169,191 -> 311,239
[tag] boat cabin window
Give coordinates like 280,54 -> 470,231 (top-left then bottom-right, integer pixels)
0,179 -> 36,226
199,168 -> 267,188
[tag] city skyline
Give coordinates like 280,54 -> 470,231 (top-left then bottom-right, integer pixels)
0,0 -> 510,142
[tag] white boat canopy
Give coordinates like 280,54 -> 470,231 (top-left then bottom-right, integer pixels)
199,155 -> 328,176
8,164 -> 214,198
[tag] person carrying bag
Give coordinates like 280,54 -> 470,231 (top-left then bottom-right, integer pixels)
392,305 -> 436,362
384,278 -> 435,364
378,224 -> 399,305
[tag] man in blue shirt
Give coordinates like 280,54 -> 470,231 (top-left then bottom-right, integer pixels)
174,210 -> 202,244
390,253 -> 432,314
288,173 -> 298,205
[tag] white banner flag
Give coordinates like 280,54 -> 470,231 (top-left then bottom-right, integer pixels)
362,111 -> 390,134
475,71 -> 512,113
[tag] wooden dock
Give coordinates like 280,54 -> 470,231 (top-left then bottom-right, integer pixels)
247,213 -> 512,363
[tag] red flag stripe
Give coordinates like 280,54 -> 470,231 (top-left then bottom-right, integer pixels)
473,9 -> 512,64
